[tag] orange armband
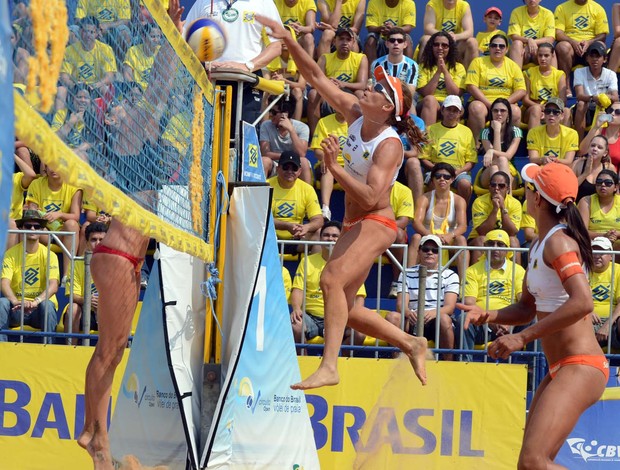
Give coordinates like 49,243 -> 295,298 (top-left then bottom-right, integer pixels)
551,251 -> 584,283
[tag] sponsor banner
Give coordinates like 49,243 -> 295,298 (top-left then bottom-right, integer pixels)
557,367 -> 620,469
0,0 -> 13,251
109,260 -> 189,469
300,356 -> 527,470
202,185 -> 319,468
241,122 -> 265,183
0,344 -> 128,469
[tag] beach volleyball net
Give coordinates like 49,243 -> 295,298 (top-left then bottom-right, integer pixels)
13,0 -> 216,261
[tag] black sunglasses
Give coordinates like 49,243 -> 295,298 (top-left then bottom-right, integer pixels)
420,246 -> 439,254
388,37 -> 405,44
612,109 -> 620,115
23,223 -> 41,230
433,173 -> 452,180
281,163 -> 299,171
433,42 -> 449,48
490,43 -> 506,49
596,179 -> 615,187
489,182 -> 507,189
544,108 -> 562,116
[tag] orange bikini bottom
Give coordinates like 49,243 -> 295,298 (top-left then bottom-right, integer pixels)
549,354 -> 609,381
343,214 -> 398,233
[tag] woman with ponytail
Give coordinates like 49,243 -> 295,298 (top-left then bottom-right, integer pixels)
460,162 -> 607,468
258,14 -> 429,391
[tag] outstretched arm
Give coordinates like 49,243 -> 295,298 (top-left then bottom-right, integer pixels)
257,15 -> 361,124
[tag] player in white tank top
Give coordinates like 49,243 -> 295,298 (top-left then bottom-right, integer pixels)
459,162 -> 608,468
258,16 -> 431,391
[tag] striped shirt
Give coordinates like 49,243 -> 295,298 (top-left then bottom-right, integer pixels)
371,56 -> 419,87
397,265 -> 460,310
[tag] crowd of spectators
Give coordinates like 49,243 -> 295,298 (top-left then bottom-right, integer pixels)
7,0 -> 620,356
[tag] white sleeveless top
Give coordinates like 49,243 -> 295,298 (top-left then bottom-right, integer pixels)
342,117 -> 403,185
424,190 -> 457,232
526,224 -> 570,312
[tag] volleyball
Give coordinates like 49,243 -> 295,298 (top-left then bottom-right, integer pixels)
185,18 -> 227,62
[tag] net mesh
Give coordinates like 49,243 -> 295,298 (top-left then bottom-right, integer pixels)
12,0 -> 214,261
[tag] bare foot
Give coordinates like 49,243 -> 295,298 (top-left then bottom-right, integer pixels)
291,364 -> 339,390
405,337 -> 429,386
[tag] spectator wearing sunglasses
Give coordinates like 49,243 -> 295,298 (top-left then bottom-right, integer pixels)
578,169 -> 620,250
370,27 -> 419,101
416,31 -> 466,126
573,134 -> 611,202
364,0 -> 417,68
469,171 -> 522,264
475,7 -> 508,57
581,101 -> 620,173
386,234 -> 460,361
419,95 -> 477,203
0,210 -> 59,342
573,41 -> 619,139
465,34 -> 526,149
527,97 -> 579,166
463,229 -> 525,350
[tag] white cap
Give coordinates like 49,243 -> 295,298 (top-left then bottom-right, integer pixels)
442,95 -> 463,111
420,234 -> 443,247
592,237 -> 613,251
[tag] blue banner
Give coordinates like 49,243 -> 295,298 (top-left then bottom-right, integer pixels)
241,121 -> 265,183
0,0 -> 14,252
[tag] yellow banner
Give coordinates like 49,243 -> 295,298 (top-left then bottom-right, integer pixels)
299,356 -> 527,470
0,344 -> 128,469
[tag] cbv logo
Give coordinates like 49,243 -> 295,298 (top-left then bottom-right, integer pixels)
592,285 -> 610,302
538,87 -> 552,101
442,20 -> 456,33
489,77 -> 505,87
488,281 -> 505,296
439,141 -> 456,157
524,28 -> 537,38
575,15 -> 589,30
24,268 -> 39,286
336,73 -> 352,82
276,202 -> 295,218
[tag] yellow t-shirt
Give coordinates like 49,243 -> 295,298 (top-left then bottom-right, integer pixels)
390,181 -> 414,220
75,0 -> 131,22
526,124 -> 579,161
324,51 -> 364,83
475,30 -> 508,55
282,266 -> 292,304
10,173 -> 26,220
323,0 -> 361,28
420,122 -> 477,169
417,62 -> 466,100
427,0 -> 469,35
554,0 -> 609,42
275,0 -> 317,27
61,40 -> 117,85
521,200 -> 538,234
26,177 -> 81,215
589,264 -> 620,320
507,5 -> 556,40
465,56 -> 526,103
525,66 -> 566,103
293,252 -> 365,317
2,243 -> 59,307
267,177 -> 322,240
68,258 -> 98,300
470,193 -> 522,239
123,44 -> 160,90
267,55 -> 299,76
588,194 -> 620,233
366,0 -> 416,29
51,109 -> 88,149
310,114 -> 348,166
465,259 -> 525,309
162,111 -> 191,156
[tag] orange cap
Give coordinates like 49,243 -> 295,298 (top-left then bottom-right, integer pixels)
521,163 -> 578,213
374,66 -> 404,120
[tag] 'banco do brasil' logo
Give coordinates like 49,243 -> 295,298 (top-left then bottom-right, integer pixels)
45,203 -> 62,213
592,285 -> 610,302
543,149 -> 559,159
442,20 -> 456,32
523,27 -> 537,38
538,87 -> 552,101
276,202 -> 295,218
439,141 -> 457,157
488,281 -> 506,296
336,73 -> 352,82
489,77 -> 506,87
78,63 -> 95,81
24,267 -> 39,286
248,144 -> 258,168
575,15 -> 589,30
